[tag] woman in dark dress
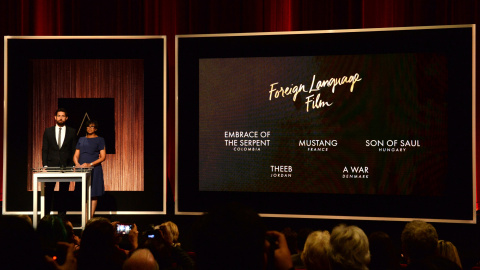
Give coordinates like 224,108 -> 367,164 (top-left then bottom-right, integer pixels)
73,120 -> 106,217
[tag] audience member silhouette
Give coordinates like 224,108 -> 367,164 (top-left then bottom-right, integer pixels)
142,221 -> 195,270
123,248 -> 159,270
63,219 -> 81,251
18,214 -> 33,225
36,215 -> 68,261
0,215 -> 47,270
77,217 -> 127,270
401,220 -> 461,270
3,213 -> 477,270
368,231 -> 401,270
0,215 -> 77,270
192,202 -> 293,270
301,230 -> 331,270
328,224 -> 370,270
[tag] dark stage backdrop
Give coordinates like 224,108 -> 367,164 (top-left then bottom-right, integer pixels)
1,0 -> 479,206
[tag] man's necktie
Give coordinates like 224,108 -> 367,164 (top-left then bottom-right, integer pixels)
58,127 -> 62,148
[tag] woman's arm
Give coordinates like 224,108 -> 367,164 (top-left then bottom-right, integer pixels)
73,149 -> 81,167
89,147 -> 106,167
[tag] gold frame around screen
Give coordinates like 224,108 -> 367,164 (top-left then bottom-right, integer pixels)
175,24 -> 476,223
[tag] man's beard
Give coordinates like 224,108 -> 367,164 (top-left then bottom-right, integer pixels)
56,120 -> 65,126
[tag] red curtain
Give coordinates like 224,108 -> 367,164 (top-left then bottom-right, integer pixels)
1,0 -> 479,203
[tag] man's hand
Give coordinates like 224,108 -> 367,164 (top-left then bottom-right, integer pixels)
128,224 -> 139,250
266,231 -> 293,270
45,242 -> 77,270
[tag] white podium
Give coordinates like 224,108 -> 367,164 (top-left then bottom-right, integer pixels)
32,167 -> 92,229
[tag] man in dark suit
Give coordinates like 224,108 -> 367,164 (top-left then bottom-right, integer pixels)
42,108 -> 77,217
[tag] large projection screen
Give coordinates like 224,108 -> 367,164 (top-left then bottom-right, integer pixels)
176,25 -> 476,223
4,36 -> 166,215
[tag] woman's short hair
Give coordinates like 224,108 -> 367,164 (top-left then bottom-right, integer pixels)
301,230 -> 331,270
86,119 -> 99,130
329,224 -> 370,270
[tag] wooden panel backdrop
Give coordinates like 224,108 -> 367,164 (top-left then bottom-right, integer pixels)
27,59 -> 144,191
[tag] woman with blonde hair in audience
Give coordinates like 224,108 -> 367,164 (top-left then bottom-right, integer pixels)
156,221 -> 180,246
301,230 -> 331,270
437,240 -> 462,269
